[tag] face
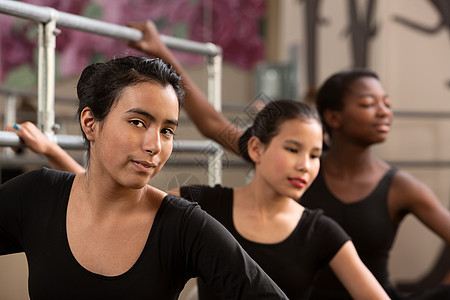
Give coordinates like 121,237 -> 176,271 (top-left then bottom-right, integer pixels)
336,76 -> 392,145
86,81 -> 179,189
253,118 -> 322,200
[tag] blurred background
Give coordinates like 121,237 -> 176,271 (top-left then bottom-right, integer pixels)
0,0 -> 449,299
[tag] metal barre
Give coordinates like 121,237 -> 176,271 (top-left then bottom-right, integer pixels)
0,0 -> 221,56
0,131 -> 222,153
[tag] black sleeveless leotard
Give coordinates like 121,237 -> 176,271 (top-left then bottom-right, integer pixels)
300,167 -> 399,299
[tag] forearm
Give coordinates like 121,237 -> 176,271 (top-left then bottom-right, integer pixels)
44,143 -> 84,173
346,270 -> 390,300
331,242 -> 390,300
8,121 -> 85,173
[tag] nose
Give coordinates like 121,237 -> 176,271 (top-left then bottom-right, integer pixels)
376,100 -> 391,117
296,155 -> 310,173
143,129 -> 161,155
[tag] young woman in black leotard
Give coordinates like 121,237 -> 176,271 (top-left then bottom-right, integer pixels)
0,56 -> 289,300
299,70 -> 450,299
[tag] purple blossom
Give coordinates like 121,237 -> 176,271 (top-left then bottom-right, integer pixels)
188,0 -> 266,69
1,0 -> 266,84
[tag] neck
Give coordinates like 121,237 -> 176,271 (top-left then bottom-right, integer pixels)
329,133 -> 375,161
323,136 -> 382,177
76,171 -> 150,216
237,176 -> 294,218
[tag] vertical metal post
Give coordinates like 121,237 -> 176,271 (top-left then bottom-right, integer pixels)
206,48 -> 223,186
37,8 -> 58,139
3,93 -> 16,158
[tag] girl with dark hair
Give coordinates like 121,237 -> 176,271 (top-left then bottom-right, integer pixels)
177,99 -> 390,299
299,69 -> 450,300
0,56 -> 289,300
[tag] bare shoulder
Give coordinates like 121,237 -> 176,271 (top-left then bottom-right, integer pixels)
391,169 -> 430,193
390,168 -> 440,212
390,168 -> 450,242
144,185 -> 167,210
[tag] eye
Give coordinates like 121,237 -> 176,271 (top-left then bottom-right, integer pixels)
130,119 -> 145,128
359,101 -> 375,108
162,128 -> 175,137
285,147 -> 298,153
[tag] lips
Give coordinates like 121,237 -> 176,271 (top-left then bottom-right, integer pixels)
131,159 -> 157,171
374,122 -> 390,133
288,177 -> 307,188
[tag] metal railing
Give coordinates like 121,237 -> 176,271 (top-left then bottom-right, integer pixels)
0,0 -> 224,185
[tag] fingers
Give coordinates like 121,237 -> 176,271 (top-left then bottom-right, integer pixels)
5,123 -> 22,152
6,122 -> 49,154
5,123 -> 21,132
8,122 -> 28,144
125,20 -> 150,48
126,20 -> 161,50
12,121 -> 32,138
5,125 -> 14,133
127,19 -> 153,31
126,20 -> 146,31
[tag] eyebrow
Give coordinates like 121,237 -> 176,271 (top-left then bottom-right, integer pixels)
126,108 -> 178,126
285,139 -> 302,147
356,92 -> 390,99
285,139 -> 322,152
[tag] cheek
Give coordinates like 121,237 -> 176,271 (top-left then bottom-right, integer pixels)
269,152 -> 291,172
348,113 -> 367,124
161,140 -> 174,158
342,114 -> 368,133
387,110 -> 394,121
311,160 -> 320,180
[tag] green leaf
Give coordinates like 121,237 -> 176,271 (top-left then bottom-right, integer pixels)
4,65 -> 37,89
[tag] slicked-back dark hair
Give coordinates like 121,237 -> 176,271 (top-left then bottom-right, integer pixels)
76,56 -> 184,163
238,99 -> 321,165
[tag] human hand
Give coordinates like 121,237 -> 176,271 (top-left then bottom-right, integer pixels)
127,20 -> 167,57
6,121 -> 55,155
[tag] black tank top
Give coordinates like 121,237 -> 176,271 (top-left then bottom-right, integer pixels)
300,167 -> 398,299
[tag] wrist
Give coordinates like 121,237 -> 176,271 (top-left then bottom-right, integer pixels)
43,141 -> 62,158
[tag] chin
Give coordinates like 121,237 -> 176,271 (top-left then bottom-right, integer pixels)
293,194 -> 303,201
128,182 -> 148,190
374,137 -> 388,144
296,191 -> 306,199
287,190 -> 303,201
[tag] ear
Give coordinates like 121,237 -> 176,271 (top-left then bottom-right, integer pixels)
80,107 -> 97,141
323,109 -> 342,130
247,136 -> 265,164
